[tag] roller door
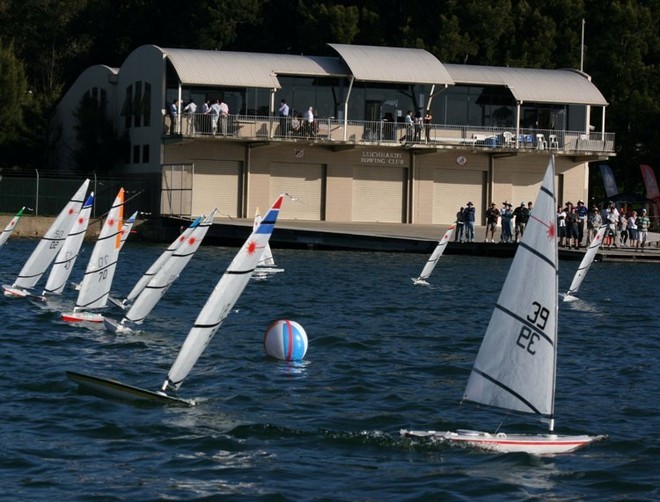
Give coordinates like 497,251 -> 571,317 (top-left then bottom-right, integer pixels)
352,166 -> 407,222
270,163 -> 324,220
432,169 -> 486,224
191,160 -> 242,217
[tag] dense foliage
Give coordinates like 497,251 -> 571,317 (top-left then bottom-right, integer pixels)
0,0 -> 658,192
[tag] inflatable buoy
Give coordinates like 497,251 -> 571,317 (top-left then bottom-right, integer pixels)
264,320 -> 308,361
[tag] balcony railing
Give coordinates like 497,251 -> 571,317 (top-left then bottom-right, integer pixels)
166,113 -> 615,154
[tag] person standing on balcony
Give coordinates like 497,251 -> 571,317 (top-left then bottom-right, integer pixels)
413,111 -> 422,142
201,99 -> 210,133
183,98 -> 197,135
219,99 -> 229,136
209,99 -> 221,135
279,99 -> 290,137
424,111 -> 433,143
305,107 -> 314,137
401,111 -> 413,142
168,99 -> 179,134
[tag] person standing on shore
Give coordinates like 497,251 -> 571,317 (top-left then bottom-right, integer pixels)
636,208 -> 650,251
586,206 -> 602,245
485,203 -> 499,242
463,202 -> 476,242
576,200 -> 588,247
455,206 -> 465,242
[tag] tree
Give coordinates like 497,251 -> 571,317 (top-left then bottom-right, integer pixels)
0,39 -> 28,168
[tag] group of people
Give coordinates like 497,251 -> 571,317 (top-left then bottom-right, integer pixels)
558,200 -> 651,251
454,201 -> 533,244
278,99 -> 317,138
591,201 -> 651,251
400,110 -> 433,143
166,98 -> 230,136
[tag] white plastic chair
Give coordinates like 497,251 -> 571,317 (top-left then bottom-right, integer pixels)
536,134 -> 547,150
503,131 -> 515,147
548,134 -> 559,150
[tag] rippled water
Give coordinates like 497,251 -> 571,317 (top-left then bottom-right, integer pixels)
1,240 -> 658,500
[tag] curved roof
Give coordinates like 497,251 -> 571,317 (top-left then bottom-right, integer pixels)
329,44 -> 454,85
444,64 -> 608,106
160,47 -> 348,88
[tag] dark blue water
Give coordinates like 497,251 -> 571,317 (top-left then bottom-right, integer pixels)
1,240 -> 658,500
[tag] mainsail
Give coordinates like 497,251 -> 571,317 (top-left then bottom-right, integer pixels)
565,224 -> 607,299
121,210 -> 216,325
43,193 -> 95,296
10,180 -> 90,290
463,159 -> 558,423
163,194 -> 284,392
0,207 -> 25,249
122,216 -> 203,306
413,225 -> 455,284
73,188 -> 125,310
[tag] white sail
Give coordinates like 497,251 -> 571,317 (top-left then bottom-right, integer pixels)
123,216 -> 203,305
413,225 -> 455,284
119,211 -> 138,251
0,206 -> 25,249
122,210 -> 216,324
463,158 -> 558,421
43,193 -> 95,295
10,180 -> 90,290
565,224 -> 608,299
162,194 -> 284,392
73,188 -> 125,310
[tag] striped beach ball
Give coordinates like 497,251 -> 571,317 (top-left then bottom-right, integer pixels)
264,320 -> 308,361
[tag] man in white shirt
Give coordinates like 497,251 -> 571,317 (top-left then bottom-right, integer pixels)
305,106 -> 314,137
183,98 -> 197,135
279,99 -> 289,137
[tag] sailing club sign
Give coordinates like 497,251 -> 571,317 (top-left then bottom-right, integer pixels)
360,150 -> 406,166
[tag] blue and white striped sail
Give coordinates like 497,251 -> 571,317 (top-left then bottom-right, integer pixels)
463,158 -> 558,423
162,195 -> 284,392
10,180 -> 90,290
123,216 -> 203,305
122,210 -> 216,325
43,193 -> 95,296
565,224 -> 608,299
412,225 -> 455,285
0,206 -> 25,249
253,206 -> 276,267
73,188 -> 125,311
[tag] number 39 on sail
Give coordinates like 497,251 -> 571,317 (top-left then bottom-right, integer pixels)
402,157 -> 607,455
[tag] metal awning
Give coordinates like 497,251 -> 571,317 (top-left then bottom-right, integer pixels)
329,43 -> 454,85
444,64 -> 608,106
161,47 -> 348,88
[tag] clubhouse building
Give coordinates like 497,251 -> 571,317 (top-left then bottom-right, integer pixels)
54,43 -> 614,225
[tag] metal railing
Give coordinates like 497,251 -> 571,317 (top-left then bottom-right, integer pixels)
165,113 -> 615,154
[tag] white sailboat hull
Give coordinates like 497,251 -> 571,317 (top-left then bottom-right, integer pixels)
61,310 -> 105,323
401,429 -> 606,455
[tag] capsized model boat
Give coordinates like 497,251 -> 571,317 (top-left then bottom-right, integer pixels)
67,194 -> 284,404
103,210 -> 216,334
0,206 -> 26,250
40,193 -> 95,298
3,180 -> 90,298
401,158 -> 606,455
562,224 -> 608,302
252,206 -> 284,278
108,216 -> 203,310
411,225 -> 455,285
61,188 -> 125,322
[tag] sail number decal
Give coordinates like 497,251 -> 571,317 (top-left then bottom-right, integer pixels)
516,301 -> 550,355
97,254 -> 109,281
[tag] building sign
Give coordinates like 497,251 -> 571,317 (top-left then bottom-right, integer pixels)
360,150 -> 406,166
